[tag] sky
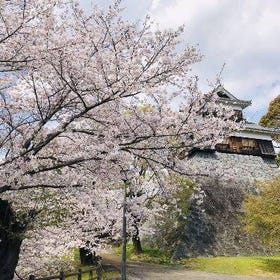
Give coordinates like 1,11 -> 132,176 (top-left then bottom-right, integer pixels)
80,0 -> 280,123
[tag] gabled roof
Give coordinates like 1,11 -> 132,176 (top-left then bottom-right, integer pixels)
244,122 -> 280,136
213,85 -> 280,139
214,85 -> 252,109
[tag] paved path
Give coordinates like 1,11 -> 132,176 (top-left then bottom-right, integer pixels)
101,254 -> 279,280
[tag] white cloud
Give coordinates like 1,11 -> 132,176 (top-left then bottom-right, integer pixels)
148,0 -> 280,122
80,0 -> 280,122
151,0 -> 160,10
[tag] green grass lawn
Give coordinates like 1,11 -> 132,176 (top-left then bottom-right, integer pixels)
115,244 -> 280,277
182,256 -> 280,277
115,244 -> 172,265
54,246 -> 280,278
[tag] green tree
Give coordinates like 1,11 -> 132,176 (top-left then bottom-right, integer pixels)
259,95 -> 280,128
259,94 -> 280,164
243,176 -> 280,248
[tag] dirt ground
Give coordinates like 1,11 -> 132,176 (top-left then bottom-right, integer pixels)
101,254 -> 279,280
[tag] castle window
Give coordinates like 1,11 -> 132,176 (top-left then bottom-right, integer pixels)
241,138 -> 256,153
242,138 -> 255,147
217,91 -> 230,99
259,140 -> 275,156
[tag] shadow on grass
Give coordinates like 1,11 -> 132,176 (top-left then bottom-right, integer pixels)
259,257 -> 280,274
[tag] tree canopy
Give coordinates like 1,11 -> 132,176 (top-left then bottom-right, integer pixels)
259,95 -> 280,128
0,0 -> 237,194
0,0 -> 238,277
243,176 -> 280,249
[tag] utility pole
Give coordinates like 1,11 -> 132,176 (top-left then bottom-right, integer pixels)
121,179 -> 128,280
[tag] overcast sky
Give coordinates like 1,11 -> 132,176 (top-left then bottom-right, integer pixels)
80,0 -> 280,123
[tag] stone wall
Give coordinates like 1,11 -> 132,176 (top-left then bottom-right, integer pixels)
172,151 -> 279,259
188,151 -> 278,190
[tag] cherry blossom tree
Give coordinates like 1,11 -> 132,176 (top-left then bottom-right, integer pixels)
4,171 -> 184,278
4,185 -> 123,278
0,0 -> 236,194
0,0 -> 239,279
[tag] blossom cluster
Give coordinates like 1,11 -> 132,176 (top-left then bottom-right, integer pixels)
0,0 -> 239,277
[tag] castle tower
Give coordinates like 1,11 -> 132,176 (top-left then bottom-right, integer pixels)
215,85 -> 277,159
188,85 -> 279,189
173,87 -> 279,259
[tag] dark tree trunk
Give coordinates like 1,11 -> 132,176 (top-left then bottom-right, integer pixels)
79,247 -> 94,265
132,233 -> 142,255
0,200 -> 25,280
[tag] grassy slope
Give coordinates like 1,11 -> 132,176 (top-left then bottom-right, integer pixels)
115,244 -> 173,265
182,256 -> 280,277
115,244 -> 280,277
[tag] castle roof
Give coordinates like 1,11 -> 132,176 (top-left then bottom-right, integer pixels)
214,85 -> 251,109
214,85 -> 280,140
244,122 -> 280,136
